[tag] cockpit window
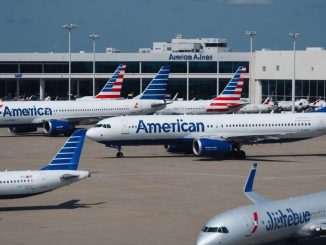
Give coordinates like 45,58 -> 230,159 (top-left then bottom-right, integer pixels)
94,124 -> 103,128
202,226 -> 229,233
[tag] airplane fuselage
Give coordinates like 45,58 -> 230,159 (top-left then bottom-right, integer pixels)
86,113 -> 326,147
0,99 -> 165,127
197,192 -> 326,245
0,170 -> 89,199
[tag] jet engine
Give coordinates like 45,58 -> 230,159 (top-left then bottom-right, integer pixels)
192,138 -> 232,157
43,120 -> 73,136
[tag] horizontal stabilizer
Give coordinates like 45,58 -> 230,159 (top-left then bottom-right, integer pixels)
243,163 -> 270,204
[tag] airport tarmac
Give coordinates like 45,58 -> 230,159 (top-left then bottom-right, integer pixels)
0,128 -> 326,245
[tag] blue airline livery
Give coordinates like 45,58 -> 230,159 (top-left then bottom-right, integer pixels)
196,163 -> 326,245
86,111 -> 326,158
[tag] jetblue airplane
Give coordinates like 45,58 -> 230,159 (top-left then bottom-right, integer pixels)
196,163 -> 326,245
0,129 -> 89,199
77,64 -> 126,100
0,66 -> 170,136
157,66 -> 246,115
86,111 -> 326,158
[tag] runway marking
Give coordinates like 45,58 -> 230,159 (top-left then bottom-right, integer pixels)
99,172 -> 326,180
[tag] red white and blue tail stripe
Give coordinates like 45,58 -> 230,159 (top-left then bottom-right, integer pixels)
95,64 -> 126,99
207,66 -> 246,113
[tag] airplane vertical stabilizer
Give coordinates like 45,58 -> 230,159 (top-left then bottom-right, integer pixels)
95,64 -> 126,99
39,129 -> 86,171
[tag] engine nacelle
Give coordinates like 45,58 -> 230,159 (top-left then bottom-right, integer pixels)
8,126 -> 37,134
192,138 -> 232,157
43,120 -> 73,136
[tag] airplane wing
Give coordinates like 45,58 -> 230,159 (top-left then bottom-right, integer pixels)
197,131 -> 296,145
300,220 -> 326,237
243,163 -> 270,204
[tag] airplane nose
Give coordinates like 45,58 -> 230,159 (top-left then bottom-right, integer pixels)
196,233 -> 219,245
86,128 -> 98,141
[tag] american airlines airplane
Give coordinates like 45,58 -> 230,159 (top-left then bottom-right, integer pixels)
157,66 -> 246,115
236,97 -> 275,114
86,110 -> 326,158
0,129 -> 89,199
0,66 -> 170,136
196,163 -> 326,245
77,64 -> 126,100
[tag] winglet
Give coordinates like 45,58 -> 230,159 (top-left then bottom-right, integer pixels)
38,129 -> 86,171
244,163 -> 257,193
243,163 -> 270,204
139,66 -> 170,100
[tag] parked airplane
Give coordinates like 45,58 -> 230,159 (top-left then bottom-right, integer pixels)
0,129 -> 89,199
77,64 -> 126,100
277,98 -> 309,112
196,163 -> 326,245
157,66 -> 246,115
309,98 -> 326,111
86,111 -> 326,158
236,97 -> 275,114
0,66 -> 170,136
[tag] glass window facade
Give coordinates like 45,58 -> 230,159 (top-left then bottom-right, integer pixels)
189,79 -> 217,99
0,80 -> 16,99
219,61 -> 249,73
96,62 -> 139,73
19,80 -> 40,98
141,62 -> 186,73
0,63 -> 19,73
44,63 -> 68,73
20,63 -> 43,73
189,62 -> 217,73
45,80 -> 69,99
121,79 -> 141,98
72,62 -> 92,73
262,80 -> 326,101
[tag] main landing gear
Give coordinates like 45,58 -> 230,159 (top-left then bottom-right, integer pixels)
116,146 -> 124,158
230,145 -> 246,160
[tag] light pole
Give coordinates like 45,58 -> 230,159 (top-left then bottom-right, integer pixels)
245,31 -> 257,53
63,23 -> 77,100
289,32 -> 299,113
89,34 -> 100,96
245,31 -> 256,103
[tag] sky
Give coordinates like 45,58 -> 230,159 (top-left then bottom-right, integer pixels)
0,0 -> 325,53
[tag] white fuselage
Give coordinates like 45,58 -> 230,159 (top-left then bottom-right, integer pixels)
197,192 -> 326,245
237,104 -> 273,114
157,100 -> 212,115
86,113 -> 326,146
0,170 -> 89,199
0,99 -> 165,126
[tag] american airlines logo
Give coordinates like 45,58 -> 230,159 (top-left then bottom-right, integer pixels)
136,119 -> 205,134
265,208 -> 311,231
0,105 -> 53,117
168,54 -> 213,61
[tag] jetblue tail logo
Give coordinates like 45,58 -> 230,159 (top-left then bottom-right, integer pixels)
140,66 -> 170,100
39,129 -> 86,171
207,66 -> 246,113
96,64 -> 126,99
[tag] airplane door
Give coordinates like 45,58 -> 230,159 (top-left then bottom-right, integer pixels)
240,215 -> 253,236
317,117 -> 325,131
40,172 -> 48,190
121,120 -> 129,134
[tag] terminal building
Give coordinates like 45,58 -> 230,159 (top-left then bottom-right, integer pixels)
0,34 -> 326,103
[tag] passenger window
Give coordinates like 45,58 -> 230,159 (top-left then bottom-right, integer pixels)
221,227 -> 229,233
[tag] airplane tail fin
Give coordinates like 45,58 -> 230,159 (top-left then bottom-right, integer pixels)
207,66 -> 246,112
39,129 -> 86,171
139,66 -> 170,100
95,64 -> 126,99
243,163 -> 270,204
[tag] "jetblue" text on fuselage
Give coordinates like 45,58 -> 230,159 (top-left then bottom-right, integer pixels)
265,208 -> 311,231
1,106 -> 53,117
136,119 -> 205,134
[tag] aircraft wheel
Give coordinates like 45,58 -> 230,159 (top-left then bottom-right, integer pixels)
116,152 -> 124,158
236,150 -> 246,160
